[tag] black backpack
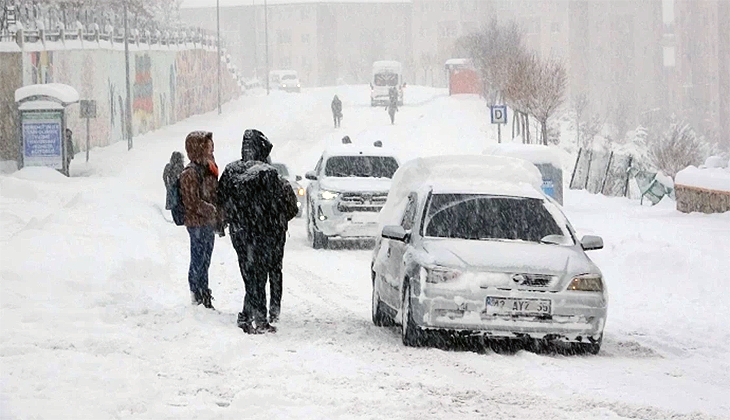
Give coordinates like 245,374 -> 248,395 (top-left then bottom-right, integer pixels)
170,164 -> 203,226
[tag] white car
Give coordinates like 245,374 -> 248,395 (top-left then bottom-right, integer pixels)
305,140 -> 400,249
371,156 -> 607,354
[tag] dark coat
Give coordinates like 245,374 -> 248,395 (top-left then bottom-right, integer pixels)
331,96 -> 342,117
163,151 -> 185,210
180,131 -> 219,228
218,130 -> 298,240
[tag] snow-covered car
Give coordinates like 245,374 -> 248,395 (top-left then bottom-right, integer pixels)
272,162 -> 305,217
371,156 -> 607,354
305,140 -> 400,249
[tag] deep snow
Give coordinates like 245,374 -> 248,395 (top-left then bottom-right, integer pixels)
1,86 -> 729,419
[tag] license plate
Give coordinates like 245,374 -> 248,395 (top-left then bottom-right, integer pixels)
485,297 -> 551,316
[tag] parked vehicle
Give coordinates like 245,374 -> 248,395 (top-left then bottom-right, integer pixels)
272,162 -> 305,217
270,70 -> 301,93
371,155 -> 607,354
305,139 -> 400,249
370,61 -> 404,106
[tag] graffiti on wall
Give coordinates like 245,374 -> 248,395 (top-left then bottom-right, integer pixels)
30,51 -> 54,84
133,54 -> 154,133
174,50 -> 216,122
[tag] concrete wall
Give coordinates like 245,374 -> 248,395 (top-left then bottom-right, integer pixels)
676,185 -> 730,214
1,40 -> 240,164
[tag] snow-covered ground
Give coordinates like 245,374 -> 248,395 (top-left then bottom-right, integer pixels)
1,86 -> 729,419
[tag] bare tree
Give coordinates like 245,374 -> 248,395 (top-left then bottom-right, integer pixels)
533,57 -> 566,145
648,120 -> 705,179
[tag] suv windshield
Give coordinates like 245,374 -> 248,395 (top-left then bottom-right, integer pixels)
272,163 -> 289,177
424,194 -> 568,243
374,73 -> 399,87
324,156 -> 399,178
282,74 -> 297,80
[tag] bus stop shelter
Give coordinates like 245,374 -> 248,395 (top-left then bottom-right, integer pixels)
15,83 -> 79,176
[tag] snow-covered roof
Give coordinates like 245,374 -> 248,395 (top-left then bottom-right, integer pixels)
181,0 -> 411,9
675,166 -> 730,193
445,58 -> 470,66
483,143 -> 564,168
18,100 -> 65,111
379,155 -> 543,226
373,60 -> 402,69
15,84 -> 80,106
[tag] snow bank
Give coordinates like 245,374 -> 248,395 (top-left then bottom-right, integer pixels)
379,155 -> 542,226
675,166 -> 730,193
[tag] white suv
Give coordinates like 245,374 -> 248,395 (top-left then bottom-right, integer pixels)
305,141 -> 400,249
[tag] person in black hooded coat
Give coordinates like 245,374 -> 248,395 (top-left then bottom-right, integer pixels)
218,129 -> 298,334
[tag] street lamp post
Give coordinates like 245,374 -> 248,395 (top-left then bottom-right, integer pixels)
264,0 -> 269,95
123,0 -> 133,150
217,0 -> 221,115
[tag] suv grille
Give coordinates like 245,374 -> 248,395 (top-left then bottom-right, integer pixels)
338,192 -> 388,213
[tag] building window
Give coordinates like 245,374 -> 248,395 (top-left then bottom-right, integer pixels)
300,7 -> 309,20
526,17 -> 540,35
302,33 -> 310,44
438,21 -> 456,38
663,46 -> 675,67
280,56 -> 291,67
278,30 -> 291,44
551,22 -> 560,33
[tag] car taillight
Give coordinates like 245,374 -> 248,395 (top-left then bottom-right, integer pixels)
298,188 -> 305,196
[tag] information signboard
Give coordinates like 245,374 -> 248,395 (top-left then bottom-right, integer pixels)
21,111 -> 64,169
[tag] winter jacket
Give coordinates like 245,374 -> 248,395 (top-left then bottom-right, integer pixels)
331,96 -> 342,116
218,130 -> 298,240
163,151 -> 185,210
180,131 -> 219,228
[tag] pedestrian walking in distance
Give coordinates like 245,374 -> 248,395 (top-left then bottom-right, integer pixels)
331,95 -> 343,128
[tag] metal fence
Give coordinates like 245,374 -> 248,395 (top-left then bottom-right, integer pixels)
569,148 -> 634,197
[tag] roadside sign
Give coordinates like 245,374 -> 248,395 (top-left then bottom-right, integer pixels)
80,100 -> 97,118
21,111 -> 64,170
490,105 -> 507,124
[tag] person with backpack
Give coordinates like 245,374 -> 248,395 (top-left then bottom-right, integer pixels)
217,129 -> 298,334
163,151 -> 185,212
180,131 -> 220,309
331,95 -> 342,128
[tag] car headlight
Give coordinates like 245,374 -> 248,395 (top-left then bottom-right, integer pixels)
298,188 -> 305,196
319,190 -> 339,200
421,266 -> 462,284
568,274 -> 603,292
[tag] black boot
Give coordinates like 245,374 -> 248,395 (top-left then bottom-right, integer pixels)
237,312 -> 260,334
201,288 -> 215,310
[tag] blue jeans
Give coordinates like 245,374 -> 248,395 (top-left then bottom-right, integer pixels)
187,226 -> 215,293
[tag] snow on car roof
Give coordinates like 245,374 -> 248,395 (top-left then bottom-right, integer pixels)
430,180 -> 544,199
483,143 -> 565,168
379,155 -> 543,226
323,143 -> 398,159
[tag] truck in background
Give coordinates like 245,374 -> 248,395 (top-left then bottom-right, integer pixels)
370,61 -> 404,107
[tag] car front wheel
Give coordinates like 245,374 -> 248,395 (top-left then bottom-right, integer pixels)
307,202 -> 328,249
372,271 -> 394,327
401,281 -> 426,347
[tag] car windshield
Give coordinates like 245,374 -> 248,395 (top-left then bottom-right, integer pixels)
324,156 -> 399,178
424,194 -> 570,243
374,73 -> 399,86
282,74 -> 297,80
272,163 -> 289,177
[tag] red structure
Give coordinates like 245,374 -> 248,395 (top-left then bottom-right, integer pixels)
445,59 -> 481,96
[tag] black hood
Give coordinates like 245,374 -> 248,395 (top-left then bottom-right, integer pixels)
241,129 -> 273,162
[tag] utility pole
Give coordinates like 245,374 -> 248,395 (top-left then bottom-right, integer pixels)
217,0 -> 222,115
264,0 -> 269,95
252,0 -> 258,80
123,0 -> 133,150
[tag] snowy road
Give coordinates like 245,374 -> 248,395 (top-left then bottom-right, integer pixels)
1,86 -> 729,419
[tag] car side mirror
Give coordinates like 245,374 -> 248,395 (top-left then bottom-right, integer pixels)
382,225 -> 408,242
296,175 -> 302,181
305,171 -> 318,181
581,235 -> 604,251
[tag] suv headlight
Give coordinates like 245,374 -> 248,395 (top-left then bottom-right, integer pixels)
568,274 -> 603,292
319,190 -> 339,200
421,266 -> 462,284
